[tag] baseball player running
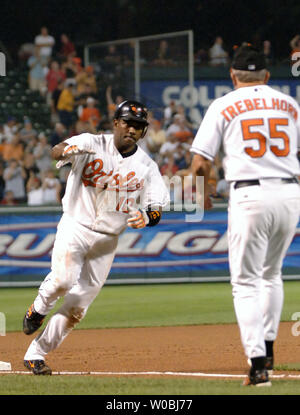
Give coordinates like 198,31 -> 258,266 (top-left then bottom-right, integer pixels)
22,100 -> 170,375
190,45 -> 300,386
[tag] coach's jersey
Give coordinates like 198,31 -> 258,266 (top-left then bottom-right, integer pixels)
190,84 -> 300,181
61,133 -> 169,235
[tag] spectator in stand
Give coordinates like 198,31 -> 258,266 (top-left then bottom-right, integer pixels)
41,168 -> 62,205
0,162 -> 5,201
79,97 -> 101,127
50,78 -> 64,125
19,118 -> 38,143
34,26 -> 55,63
262,40 -> 274,66
140,119 -> 166,160
50,122 -> 67,147
76,82 -> 99,113
73,56 -> 83,69
208,36 -> 229,66
27,46 -> 47,96
166,114 -> 193,143
24,135 -> 38,155
2,133 -> 24,163
75,65 -> 97,95
33,132 -> 53,172
3,116 -> 19,143
59,34 -> 76,60
21,152 -> 40,188
163,100 -> 177,129
159,132 -> 181,169
26,175 -> 44,206
61,55 -> 78,84
153,40 -> 173,66
104,44 -> 122,65
176,105 -> 195,131
46,60 -> 66,105
0,190 -> 17,205
290,34 -> 300,63
3,159 -> 26,203
105,85 -> 124,122
57,80 -> 76,129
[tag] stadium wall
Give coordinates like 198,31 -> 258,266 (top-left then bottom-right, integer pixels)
0,207 -> 299,287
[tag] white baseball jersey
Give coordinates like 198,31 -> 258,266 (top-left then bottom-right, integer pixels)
190,85 -> 300,181
62,133 -> 170,235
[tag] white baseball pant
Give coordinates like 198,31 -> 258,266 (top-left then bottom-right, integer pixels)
24,214 -> 118,360
228,179 -> 300,359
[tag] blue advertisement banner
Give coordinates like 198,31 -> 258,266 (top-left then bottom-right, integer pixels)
0,209 -> 299,286
141,79 -> 300,124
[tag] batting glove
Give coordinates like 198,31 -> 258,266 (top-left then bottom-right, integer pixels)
127,210 -> 149,229
56,144 -> 95,168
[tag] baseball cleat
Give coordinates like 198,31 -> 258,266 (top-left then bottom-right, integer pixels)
265,356 -> 274,375
24,360 -> 52,375
23,304 -> 46,335
243,368 -> 272,387
247,356 -> 274,375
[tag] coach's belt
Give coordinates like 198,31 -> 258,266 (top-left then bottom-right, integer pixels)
234,177 -> 298,189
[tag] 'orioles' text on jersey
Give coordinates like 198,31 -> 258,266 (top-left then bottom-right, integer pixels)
190,85 -> 300,181
62,133 -> 170,234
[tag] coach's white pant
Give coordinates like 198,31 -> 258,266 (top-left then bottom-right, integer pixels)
228,179 -> 300,359
24,214 -> 118,361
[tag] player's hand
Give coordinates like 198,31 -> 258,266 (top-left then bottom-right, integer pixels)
127,210 -> 147,229
62,144 -> 96,158
56,144 -> 95,169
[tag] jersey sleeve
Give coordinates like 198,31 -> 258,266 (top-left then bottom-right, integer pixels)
190,100 -> 223,161
64,133 -> 94,149
140,163 -> 170,210
63,133 -> 96,167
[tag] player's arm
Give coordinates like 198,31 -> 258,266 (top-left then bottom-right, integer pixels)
191,153 -> 213,210
52,136 -> 96,168
52,142 -> 68,161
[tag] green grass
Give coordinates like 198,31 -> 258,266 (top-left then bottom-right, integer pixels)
1,375 -> 300,395
1,281 -> 300,395
1,281 -> 300,332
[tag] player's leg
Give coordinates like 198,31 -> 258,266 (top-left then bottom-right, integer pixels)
228,197 -> 269,359
260,197 -> 300,362
31,214 -> 88,316
24,233 -> 118,363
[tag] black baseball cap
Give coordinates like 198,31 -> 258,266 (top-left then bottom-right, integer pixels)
231,44 -> 267,71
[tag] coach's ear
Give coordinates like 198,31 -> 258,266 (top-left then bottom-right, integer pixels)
230,68 -> 237,88
264,70 -> 270,84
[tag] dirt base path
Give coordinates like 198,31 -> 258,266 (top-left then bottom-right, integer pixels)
1,322 -> 299,374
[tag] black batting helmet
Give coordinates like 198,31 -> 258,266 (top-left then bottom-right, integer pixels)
114,100 -> 149,124
114,100 -> 149,138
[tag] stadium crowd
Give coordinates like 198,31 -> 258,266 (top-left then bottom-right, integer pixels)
1,27 -> 300,206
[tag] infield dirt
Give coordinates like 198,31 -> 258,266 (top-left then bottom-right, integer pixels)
1,322 -> 300,375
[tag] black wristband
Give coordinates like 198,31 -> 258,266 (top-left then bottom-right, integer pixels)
146,210 -> 161,227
